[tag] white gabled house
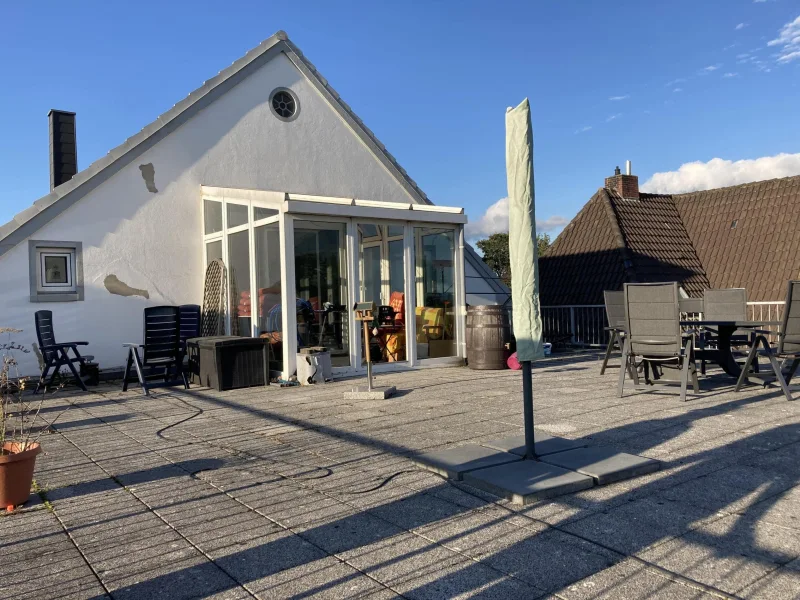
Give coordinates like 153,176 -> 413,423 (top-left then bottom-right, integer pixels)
0,31 -> 509,380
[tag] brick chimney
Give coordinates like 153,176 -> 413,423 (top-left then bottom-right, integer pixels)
48,109 -> 77,190
604,160 -> 638,199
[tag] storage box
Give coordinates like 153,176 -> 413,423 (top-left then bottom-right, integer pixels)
187,336 -> 269,391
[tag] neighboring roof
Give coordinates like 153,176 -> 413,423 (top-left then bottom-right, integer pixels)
539,189 -> 627,305
609,190 -> 709,297
674,175 -> 800,301
0,31 -> 432,257
540,174 -> 800,305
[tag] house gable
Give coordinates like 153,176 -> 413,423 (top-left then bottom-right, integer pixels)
0,31 -> 430,258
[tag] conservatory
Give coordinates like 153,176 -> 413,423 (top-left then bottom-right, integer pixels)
201,186 -> 468,380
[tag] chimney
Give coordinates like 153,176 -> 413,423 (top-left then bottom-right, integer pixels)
605,161 -> 639,199
48,109 -> 77,190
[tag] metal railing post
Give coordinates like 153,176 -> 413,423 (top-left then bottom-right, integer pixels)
569,306 -> 576,345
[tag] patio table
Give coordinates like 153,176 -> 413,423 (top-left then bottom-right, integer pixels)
679,320 -> 780,377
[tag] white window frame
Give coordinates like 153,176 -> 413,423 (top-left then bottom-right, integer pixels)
28,240 -> 84,302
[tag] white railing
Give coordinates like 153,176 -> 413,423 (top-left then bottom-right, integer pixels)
541,300 -> 785,349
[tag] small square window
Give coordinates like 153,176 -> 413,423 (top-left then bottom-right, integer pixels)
41,252 -> 73,287
29,241 -> 83,302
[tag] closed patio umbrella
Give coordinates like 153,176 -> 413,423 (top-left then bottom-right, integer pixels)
506,98 -> 545,459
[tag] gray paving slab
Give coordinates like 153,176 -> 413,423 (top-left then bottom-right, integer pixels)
539,446 -> 661,485
463,459 -> 594,505
412,444 -> 521,480
344,385 -> 396,400
481,431 -> 586,457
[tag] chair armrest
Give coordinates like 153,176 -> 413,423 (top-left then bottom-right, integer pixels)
40,343 -> 82,351
122,343 -> 144,348
67,341 -> 90,346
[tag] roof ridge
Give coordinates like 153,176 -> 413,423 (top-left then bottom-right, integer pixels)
670,173 -> 800,198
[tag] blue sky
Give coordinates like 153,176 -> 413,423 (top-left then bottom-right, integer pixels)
2,0 -> 799,240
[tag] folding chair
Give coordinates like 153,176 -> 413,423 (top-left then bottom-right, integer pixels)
600,290 -> 632,376
735,280 -> 800,401
122,306 -> 188,396
33,310 -> 94,393
619,282 -> 700,402
699,288 -> 751,375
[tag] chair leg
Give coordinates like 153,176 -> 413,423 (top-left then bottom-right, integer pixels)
701,359 -> 706,376
130,348 -> 149,396
762,338 -> 792,401
735,336 -> 761,392
618,338 -> 630,397
62,349 -> 87,392
600,335 -> 615,375
122,350 -> 133,392
680,339 -> 692,402
785,358 -> 800,385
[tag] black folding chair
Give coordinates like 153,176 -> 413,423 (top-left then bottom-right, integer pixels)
619,282 -> 700,402
122,306 -> 188,396
736,280 -> 800,401
179,304 -> 201,358
34,310 -> 94,393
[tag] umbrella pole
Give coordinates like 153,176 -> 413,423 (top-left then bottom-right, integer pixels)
522,361 -> 536,459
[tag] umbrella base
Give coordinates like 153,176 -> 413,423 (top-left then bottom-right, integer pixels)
463,460 -> 593,505
481,432 -> 586,457
412,444 -> 521,481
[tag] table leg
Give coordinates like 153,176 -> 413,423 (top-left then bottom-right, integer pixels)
716,326 -> 741,377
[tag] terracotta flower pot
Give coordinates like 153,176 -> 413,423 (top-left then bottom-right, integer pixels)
0,442 -> 42,507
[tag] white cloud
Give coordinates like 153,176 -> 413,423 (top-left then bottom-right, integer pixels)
641,153 -> 800,194
465,196 -> 569,239
768,15 -> 800,63
700,64 -> 722,73
665,78 -> 686,86
673,87 -> 683,92
606,113 -> 622,122
574,125 -> 592,134
608,95 -> 629,101
735,22 -> 748,30
723,72 -> 739,77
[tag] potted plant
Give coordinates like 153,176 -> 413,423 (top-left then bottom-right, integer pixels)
0,328 -> 43,510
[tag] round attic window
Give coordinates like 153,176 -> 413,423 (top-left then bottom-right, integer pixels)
269,88 -> 299,122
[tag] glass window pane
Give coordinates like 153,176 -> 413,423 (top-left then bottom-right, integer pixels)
415,228 -> 456,358
294,221 -> 350,367
206,240 -> 222,264
254,223 -> 282,372
254,206 -> 278,221
44,255 -> 69,284
204,200 -> 223,234
227,203 -> 249,228
358,224 -> 406,365
360,224 -> 379,238
387,225 -> 404,237
228,230 -> 251,336
388,240 -> 404,296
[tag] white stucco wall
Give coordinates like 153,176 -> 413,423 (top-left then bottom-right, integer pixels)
0,52 -> 421,376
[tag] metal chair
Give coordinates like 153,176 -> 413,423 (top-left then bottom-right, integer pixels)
33,310 -> 94,393
123,306 -> 188,396
619,282 -> 699,402
736,280 -> 800,401
699,288 -> 751,374
600,290 -> 630,375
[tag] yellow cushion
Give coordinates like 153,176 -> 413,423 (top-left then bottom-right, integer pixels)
415,306 -> 443,342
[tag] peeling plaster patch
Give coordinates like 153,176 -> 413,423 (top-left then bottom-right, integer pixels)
104,274 -> 150,299
138,163 -> 158,193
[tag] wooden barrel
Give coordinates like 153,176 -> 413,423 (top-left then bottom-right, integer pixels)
466,305 -> 512,370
